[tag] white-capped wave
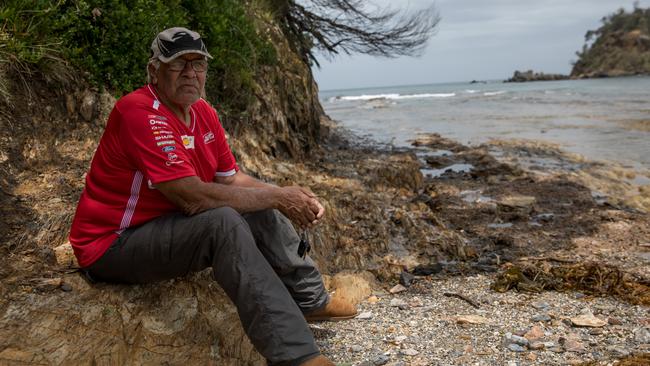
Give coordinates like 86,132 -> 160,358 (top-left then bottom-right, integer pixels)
465,89 -> 478,93
336,92 -> 456,101
483,90 -> 506,96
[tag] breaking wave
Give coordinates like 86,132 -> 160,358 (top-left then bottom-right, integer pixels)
333,92 -> 456,102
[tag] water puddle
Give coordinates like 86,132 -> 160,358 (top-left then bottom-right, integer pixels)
421,163 -> 474,178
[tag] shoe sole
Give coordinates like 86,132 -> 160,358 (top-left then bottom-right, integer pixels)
305,313 -> 359,322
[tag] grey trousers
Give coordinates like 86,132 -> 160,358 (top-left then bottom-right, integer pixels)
87,207 -> 329,365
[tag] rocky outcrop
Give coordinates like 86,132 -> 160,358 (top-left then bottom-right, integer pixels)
505,70 -> 569,83
571,7 -> 650,78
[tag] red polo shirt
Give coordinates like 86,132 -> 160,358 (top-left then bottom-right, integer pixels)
69,85 -> 238,267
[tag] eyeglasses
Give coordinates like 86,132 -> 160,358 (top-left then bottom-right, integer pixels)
166,59 -> 208,72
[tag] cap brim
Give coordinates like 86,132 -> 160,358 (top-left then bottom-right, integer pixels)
158,49 -> 213,63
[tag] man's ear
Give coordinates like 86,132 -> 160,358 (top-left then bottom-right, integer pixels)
148,63 -> 159,84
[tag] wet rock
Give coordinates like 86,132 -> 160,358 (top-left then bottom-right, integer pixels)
399,271 -> 415,287
390,284 -> 407,294
571,312 -> 607,328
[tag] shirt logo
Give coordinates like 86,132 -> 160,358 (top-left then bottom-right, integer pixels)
167,153 -> 178,161
156,140 -> 175,146
155,135 -> 174,140
203,131 -> 215,144
181,135 -> 195,149
162,146 -> 176,152
149,119 -> 168,126
148,114 -> 167,121
165,160 -> 185,166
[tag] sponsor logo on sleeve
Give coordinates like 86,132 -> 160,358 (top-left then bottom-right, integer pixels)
156,140 -> 175,146
153,100 -> 160,110
162,146 -> 176,152
181,135 -> 195,149
150,126 -> 172,132
203,131 -> 215,144
155,135 -> 174,141
167,153 -> 178,161
147,114 -> 167,121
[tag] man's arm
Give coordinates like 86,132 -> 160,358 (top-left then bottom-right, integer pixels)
156,171 -> 324,228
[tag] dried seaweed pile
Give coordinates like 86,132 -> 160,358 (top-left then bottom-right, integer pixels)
492,262 -> 650,306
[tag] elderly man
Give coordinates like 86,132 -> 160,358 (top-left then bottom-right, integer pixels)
69,27 -> 355,366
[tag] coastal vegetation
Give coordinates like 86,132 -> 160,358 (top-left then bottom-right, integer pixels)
572,4 -> 650,78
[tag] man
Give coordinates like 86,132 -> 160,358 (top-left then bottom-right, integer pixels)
69,27 -> 356,366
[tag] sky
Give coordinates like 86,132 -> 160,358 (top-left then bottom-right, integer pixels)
312,0 -> 650,90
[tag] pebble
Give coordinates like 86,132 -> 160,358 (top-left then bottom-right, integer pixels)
607,317 -> 622,326
351,345 -> 363,352
401,348 -> 419,356
389,299 -> 407,307
570,312 -> 607,328
523,325 -> 544,342
394,335 -> 407,343
357,311 -> 373,320
507,344 -> 526,352
399,272 -> 415,287
372,355 -> 390,366
389,284 -> 407,294
634,327 -> 650,344
532,301 -> 550,310
529,342 -> 545,350
531,314 -> 551,322
506,334 -> 529,346
60,282 -> 73,292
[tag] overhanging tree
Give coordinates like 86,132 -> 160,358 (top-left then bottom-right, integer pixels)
271,0 -> 440,65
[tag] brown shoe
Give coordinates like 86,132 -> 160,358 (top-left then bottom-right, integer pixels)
305,297 -> 358,322
299,355 -> 335,366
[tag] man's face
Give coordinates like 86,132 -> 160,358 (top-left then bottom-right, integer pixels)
154,54 -> 207,108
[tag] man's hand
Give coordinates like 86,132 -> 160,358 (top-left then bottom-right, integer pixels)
277,186 -> 325,228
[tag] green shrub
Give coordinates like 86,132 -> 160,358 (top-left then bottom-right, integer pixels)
0,0 -> 276,113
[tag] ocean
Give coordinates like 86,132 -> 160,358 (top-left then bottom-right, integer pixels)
319,77 -> 650,171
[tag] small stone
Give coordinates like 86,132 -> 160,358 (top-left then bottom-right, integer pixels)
356,311 -> 373,320
508,334 -> 529,346
53,242 -> 78,267
60,282 -> 73,292
526,353 -> 538,362
398,303 -> 409,311
634,327 -> 650,344
507,344 -> 526,352
372,355 -> 390,366
575,293 -> 586,299
561,338 -> 586,353
571,313 -> 607,328
390,284 -> 407,294
542,342 -> 555,348
532,301 -> 550,310
367,295 -> 380,304
529,342 -> 545,350
588,328 -> 603,336
531,314 -> 551,322
607,346 -> 630,357
351,345 -> 363,352
524,325 -> 544,342
394,335 -> 407,343
607,317 -> 622,326
390,298 -> 407,307
401,348 -> 419,356
456,315 -> 488,325
399,271 -> 415,287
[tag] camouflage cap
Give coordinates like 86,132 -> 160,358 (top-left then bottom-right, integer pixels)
150,27 -> 212,63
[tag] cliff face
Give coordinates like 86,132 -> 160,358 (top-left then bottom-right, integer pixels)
571,7 -> 650,78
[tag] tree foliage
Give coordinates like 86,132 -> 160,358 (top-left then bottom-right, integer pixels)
271,0 -> 440,66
